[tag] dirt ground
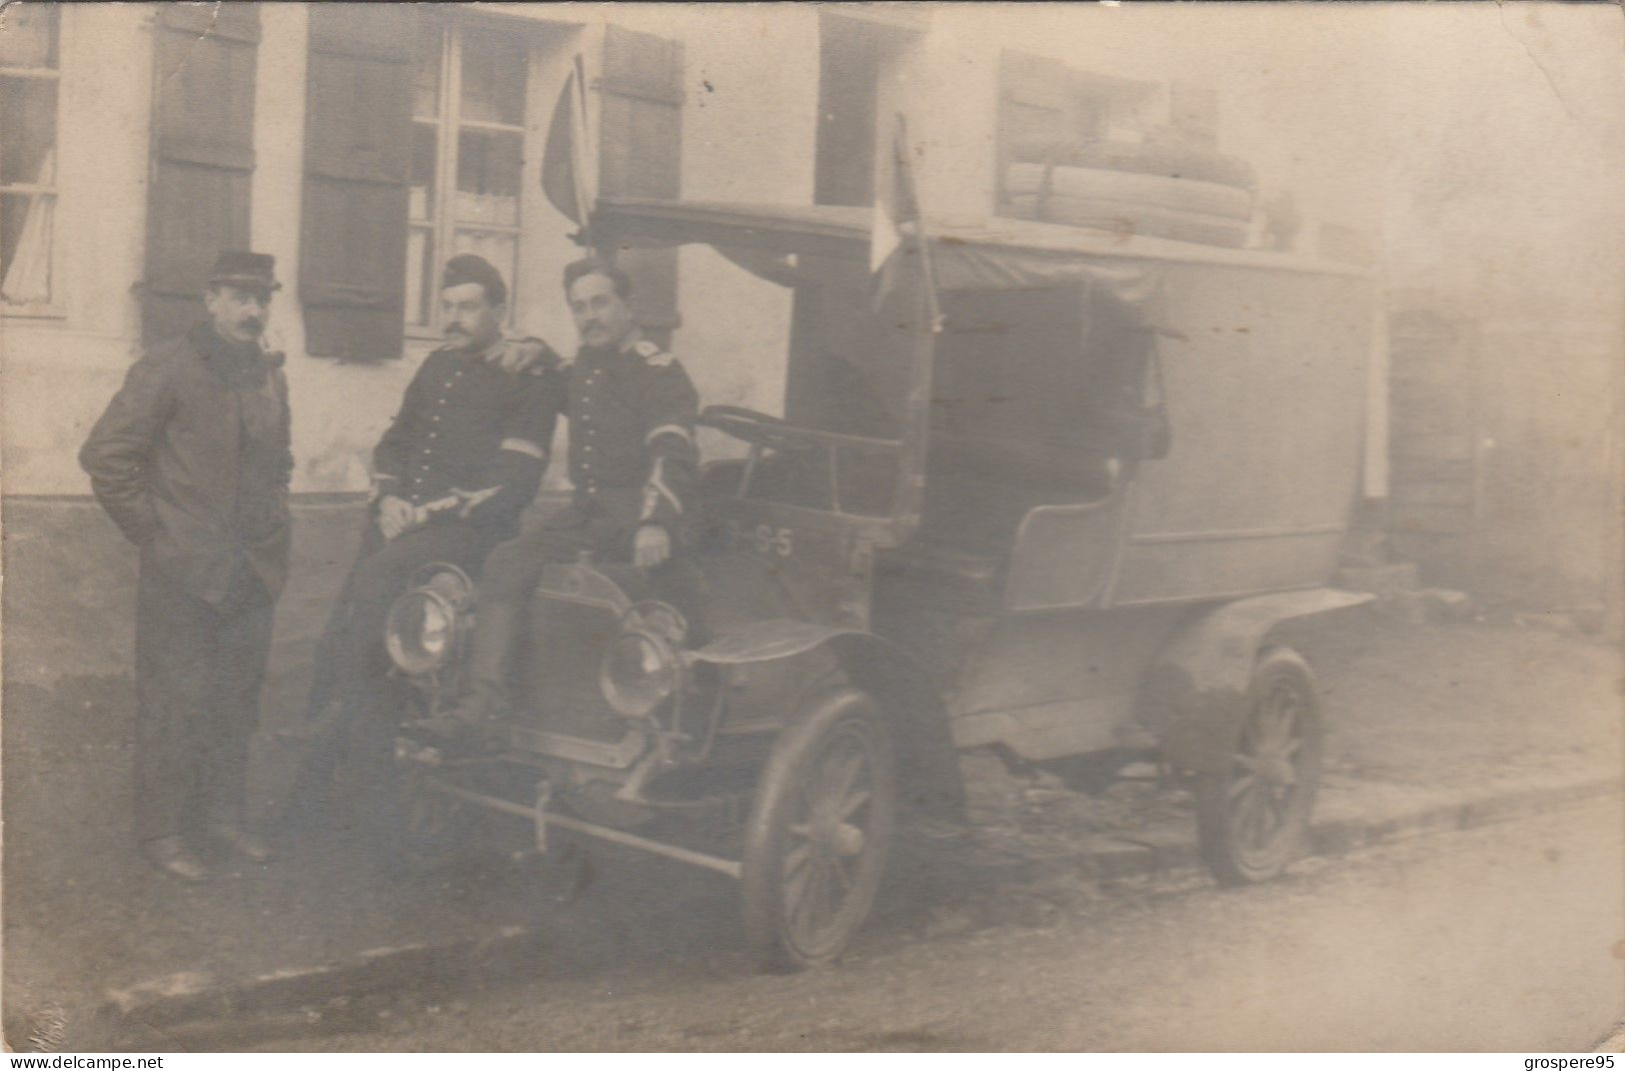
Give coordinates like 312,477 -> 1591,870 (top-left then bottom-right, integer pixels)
238,799 -> 1625,1052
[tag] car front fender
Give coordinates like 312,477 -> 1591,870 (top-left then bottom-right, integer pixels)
690,620 -> 966,821
688,619 -> 869,666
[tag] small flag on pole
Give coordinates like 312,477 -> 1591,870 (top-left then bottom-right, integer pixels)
541,56 -> 595,240
870,117 -> 921,277
871,114 -> 940,329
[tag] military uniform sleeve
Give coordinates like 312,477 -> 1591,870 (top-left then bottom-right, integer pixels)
463,347 -> 567,529
372,357 -> 429,498
636,357 -> 700,533
78,354 -> 175,546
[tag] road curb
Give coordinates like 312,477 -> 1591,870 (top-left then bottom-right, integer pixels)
104,928 -> 541,1029
1056,774 -> 1622,883
63,928 -> 546,1049
66,772 -> 1623,1046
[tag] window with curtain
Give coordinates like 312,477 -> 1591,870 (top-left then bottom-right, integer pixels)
406,20 -> 527,330
0,5 -> 60,311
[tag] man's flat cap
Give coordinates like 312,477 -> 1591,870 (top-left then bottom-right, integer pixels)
209,251 -> 280,291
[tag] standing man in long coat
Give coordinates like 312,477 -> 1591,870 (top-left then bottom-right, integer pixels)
80,251 -> 292,882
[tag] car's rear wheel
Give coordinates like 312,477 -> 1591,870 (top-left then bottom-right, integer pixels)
742,686 -> 897,971
1194,646 -> 1323,885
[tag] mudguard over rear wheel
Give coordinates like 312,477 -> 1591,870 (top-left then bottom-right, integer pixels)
741,686 -> 898,971
1194,646 -> 1324,885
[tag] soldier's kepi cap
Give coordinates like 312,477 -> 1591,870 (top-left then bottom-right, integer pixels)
442,253 -> 508,306
208,251 -> 281,291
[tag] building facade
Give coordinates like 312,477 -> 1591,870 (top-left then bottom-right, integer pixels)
1,3 -> 1383,497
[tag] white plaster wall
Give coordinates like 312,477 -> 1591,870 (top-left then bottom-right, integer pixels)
1377,4 -> 1623,321
629,6 -> 820,452
896,17 -> 1000,221
1,4 -> 152,494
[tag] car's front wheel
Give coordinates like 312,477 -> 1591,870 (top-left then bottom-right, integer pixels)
741,686 -> 898,971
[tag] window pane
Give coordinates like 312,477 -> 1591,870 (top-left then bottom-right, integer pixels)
405,227 -> 434,326
409,122 -> 436,221
0,77 -> 58,186
454,129 -> 520,226
0,5 -> 58,69
458,29 -> 526,126
413,24 -> 441,120
1,191 -> 54,305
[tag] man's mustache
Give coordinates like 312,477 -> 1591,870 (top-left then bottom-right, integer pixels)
238,320 -> 264,334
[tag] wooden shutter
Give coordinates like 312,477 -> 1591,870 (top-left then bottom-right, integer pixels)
814,14 -> 881,207
996,49 -> 1068,214
299,4 -> 415,360
142,5 -> 260,344
597,26 -> 683,346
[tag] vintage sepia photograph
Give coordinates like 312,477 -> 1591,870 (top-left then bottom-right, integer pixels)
1,0 -> 1621,1054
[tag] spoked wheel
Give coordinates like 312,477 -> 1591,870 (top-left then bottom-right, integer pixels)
742,687 -> 897,971
1195,646 -> 1323,885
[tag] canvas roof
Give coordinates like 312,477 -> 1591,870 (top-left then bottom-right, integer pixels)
591,197 -> 1369,302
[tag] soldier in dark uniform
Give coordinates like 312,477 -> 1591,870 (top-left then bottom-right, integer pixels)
418,258 -> 698,735
80,251 -> 292,881
286,254 -> 565,825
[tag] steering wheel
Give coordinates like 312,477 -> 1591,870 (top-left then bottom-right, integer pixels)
698,406 -> 812,452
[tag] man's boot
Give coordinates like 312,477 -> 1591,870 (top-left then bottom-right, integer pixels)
208,822 -> 275,863
144,835 -> 209,883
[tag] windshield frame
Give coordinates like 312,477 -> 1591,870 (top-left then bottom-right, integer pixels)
591,211 -> 941,546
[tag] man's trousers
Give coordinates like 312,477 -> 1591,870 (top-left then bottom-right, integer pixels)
289,514 -> 509,826
463,509 -> 637,702
305,516 -> 508,724
134,561 -> 273,843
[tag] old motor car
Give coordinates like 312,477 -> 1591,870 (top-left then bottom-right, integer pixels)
384,196 -> 1375,969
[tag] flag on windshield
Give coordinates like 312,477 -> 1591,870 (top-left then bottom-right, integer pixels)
541,56 -> 595,241
871,114 -> 939,328
870,116 -> 920,276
